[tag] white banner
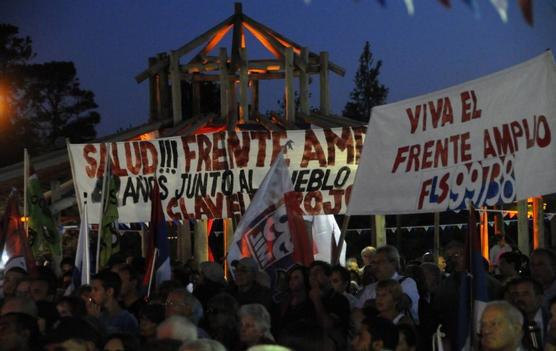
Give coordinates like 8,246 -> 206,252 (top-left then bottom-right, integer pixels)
348,52 -> 556,215
68,127 -> 365,223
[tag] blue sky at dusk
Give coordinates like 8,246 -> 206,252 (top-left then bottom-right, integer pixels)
3,1 -> 556,136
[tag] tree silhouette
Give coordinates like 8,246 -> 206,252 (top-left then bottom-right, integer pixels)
343,41 -> 388,122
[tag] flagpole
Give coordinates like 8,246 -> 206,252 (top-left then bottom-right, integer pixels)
23,148 -> 29,237
66,139 -> 83,217
332,215 -> 350,265
468,204 -> 476,349
83,195 -> 90,285
96,143 -> 111,273
146,247 -> 158,299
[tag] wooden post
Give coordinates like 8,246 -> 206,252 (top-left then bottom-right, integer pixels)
374,215 -> 386,247
170,52 -> 183,126
219,48 -> 230,124
517,200 -> 529,254
480,209 -> 489,262
284,47 -> 295,123
433,212 -> 440,262
229,80 -> 237,126
251,80 -> 259,117
194,219 -> 209,264
299,47 -> 310,115
158,53 -> 171,121
192,76 -> 201,117
533,197 -> 545,249
177,222 -> 192,263
148,57 -> 159,121
239,47 -> 249,122
319,51 -> 330,116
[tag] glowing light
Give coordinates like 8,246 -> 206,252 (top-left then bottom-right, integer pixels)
20,216 -> 29,223
266,65 -> 281,71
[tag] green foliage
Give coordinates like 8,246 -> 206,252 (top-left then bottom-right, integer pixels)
343,41 -> 388,122
0,24 -> 100,167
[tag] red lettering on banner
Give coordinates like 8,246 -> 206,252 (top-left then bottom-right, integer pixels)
422,140 -> 435,169
250,131 -> 270,167
407,97 -> 454,134
271,131 -> 288,165
97,143 -> 107,177
461,90 -> 482,122
323,189 -> 344,213
124,142 -> 142,175
303,191 -> 323,215
83,144 -> 98,178
195,196 -> 212,218
434,139 -> 448,168
179,198 -> 193,220
140,142 -> 157,175
227,132 -> 250,168
203,194 -> 223,218
300,130 -> 327,167
537,115 -> 551,147
110,143 -> 128,177
166,197 -> 181,221
181,135 -> 196,173
212,133 -> 228,171
226,193 -> 243,219
324,127 -> 354,166
354,127 -> 366,164
460,132 -> 471,162
392,146 -> 409,173
407,105 -> 422,134
197,135 -> 212,172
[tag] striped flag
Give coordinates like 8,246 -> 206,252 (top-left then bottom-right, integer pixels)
1,190 -> 37,276
143,181 -> 171,291
66,200 -> 91,295
456,207 -> 489,350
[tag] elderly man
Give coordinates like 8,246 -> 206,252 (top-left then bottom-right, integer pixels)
157,315 -> 197,343
229,257 -> 272,310
480,301 -> 524,351
355,245 -> 420,322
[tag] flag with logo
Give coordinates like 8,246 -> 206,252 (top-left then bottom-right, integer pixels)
143,181 -> 171,290
27,168 -> 62,262
65,201 -> 90,295
456,207 -> 489,350
97,161 -> 120,270
1,190 -> 37,276
227,153 -> 313,286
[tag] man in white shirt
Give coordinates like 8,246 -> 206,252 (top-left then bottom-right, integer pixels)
355,245 -> 419,323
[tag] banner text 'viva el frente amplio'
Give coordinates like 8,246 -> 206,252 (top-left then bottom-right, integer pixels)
69,127 -> 365,223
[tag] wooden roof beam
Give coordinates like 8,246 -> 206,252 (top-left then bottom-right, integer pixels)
174,15 -> 235,59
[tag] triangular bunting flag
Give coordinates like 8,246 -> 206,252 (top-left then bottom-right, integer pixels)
440,225 -> 447,230
547,214 -> 555,221
489,0 -> 508,22
518,0 -> 533,25
457,224 -> 464,230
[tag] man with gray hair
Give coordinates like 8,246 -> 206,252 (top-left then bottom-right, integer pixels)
165,287 -> 209,338
480,301 -> 524,351
157,315 -> 198,343
355,245 -> 420,322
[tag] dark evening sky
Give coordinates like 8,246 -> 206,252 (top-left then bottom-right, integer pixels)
3,0 -> 556,136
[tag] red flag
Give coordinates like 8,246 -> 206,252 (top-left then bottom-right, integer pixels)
518,0 -> 533,25
1,191 -> 37,276
438,0 -> 451,7
284,192 -> 314,267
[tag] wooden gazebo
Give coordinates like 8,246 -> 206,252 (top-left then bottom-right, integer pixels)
135,2 -> 357,131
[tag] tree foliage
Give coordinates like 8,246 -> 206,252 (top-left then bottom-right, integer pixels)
0,24 -> 100,167
343,41 -> 388,122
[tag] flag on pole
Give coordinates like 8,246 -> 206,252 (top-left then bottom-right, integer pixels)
97,158 -> 120,270
66,199 -> 91,295
456,207 -> 489,350
143,181 -> 171,291
1,190 -> 37,276
27,168 -> 62,263
227,153 -> 313,286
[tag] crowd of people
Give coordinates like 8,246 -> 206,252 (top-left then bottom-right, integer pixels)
1,236 -> 556,351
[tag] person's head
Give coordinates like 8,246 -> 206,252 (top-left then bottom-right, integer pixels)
375,279 -> 406,315
117,264 -> 140,298
371,246 -> 400,281
239,304 -> 273,346
165,288 -> 203,324
530,248 -> 556,287
139,303 -> 166,339
103,333 -> 141,351
346,257 -> 360,272
352,316 -> 399,351
361,246 -> 376,267
56,296 -> 86,318
479,301 -> 523,351
233,257 -> 259,289
2,267 -> 27,297
46,316 -> 103,351
506,277 -> 543,319
61,257 -> 74,274
309,261 -> 332,290
287,265 -> 309,293
420,262 -> 442,293
1,296 -> 38,317
199,262 -> 226,285
444,241 -> 465,273
15,277 -> 33,298
437,256 -> 447,272
396,324 -> 417,351
205,292 -> 239,329
30,278 -> 51,302
498,252 -> 521,278
180,339 -> 227,351
91,270 -> 122,307
77,284 -> 92,304
330,265 -> 350,294
0,312 -> 40,351
156,315 -> 197,342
